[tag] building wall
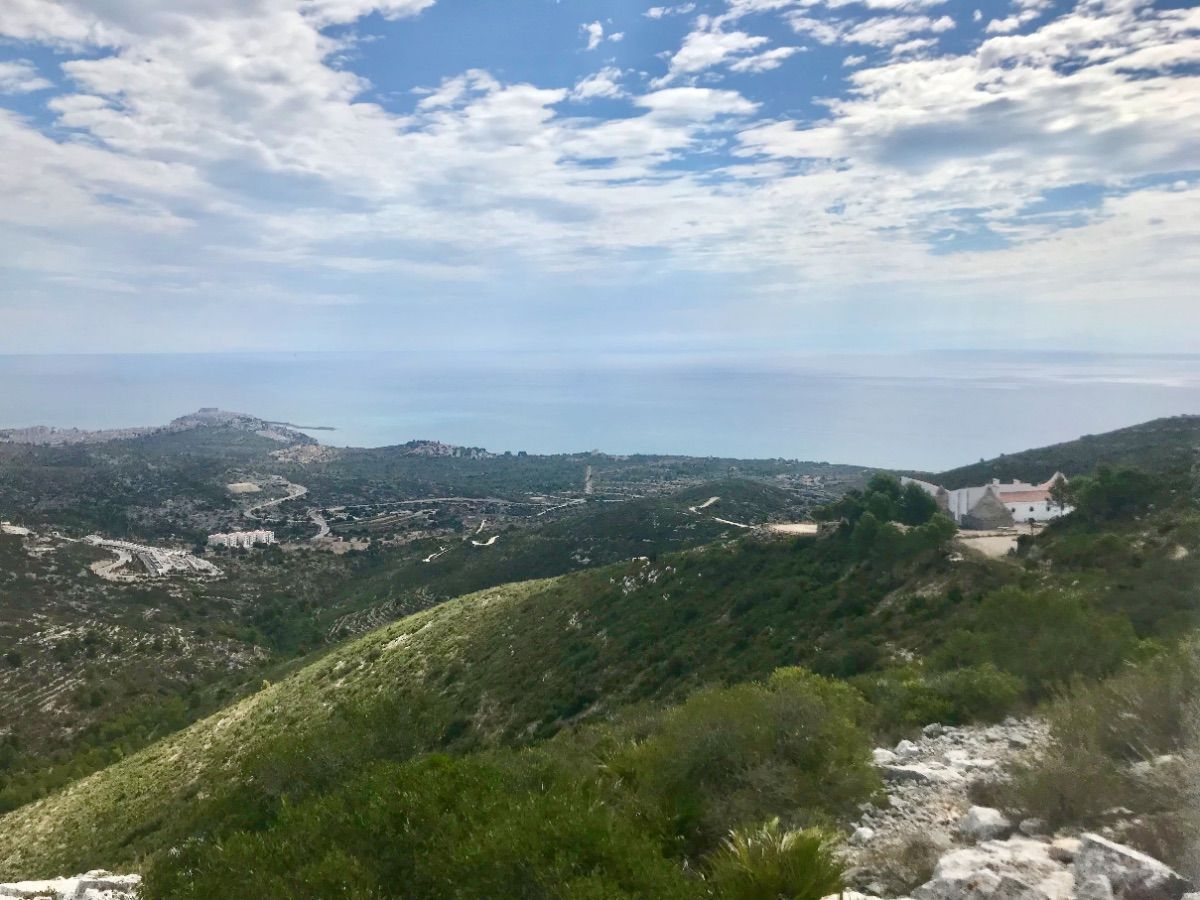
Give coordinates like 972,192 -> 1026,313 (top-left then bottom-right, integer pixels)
1004,499 -> 1072,523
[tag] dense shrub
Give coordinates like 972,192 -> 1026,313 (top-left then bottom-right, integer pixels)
945,587 -> 1138,697
817,473 -> 941,530
603,668 -> 879,855
853,663 -> 1024,734
997,643 -> 1199,865
1060,466 -> 1166,523
144,668 -> 881,897
145,753 -> 696,900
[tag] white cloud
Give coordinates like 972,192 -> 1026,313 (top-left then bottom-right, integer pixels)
889,37 -> 937,55
571,67 -> 627,100
728,45 -> 804,71
789,13 -> 955,47
663,26 -> 770,77
583,21 -> 606,50
645,3 -> 696,18
0,60 -> 52,93
635,86 -> 760,119
582,20 -> 625,50
0,0 -> 1196,353
417,70 -> 499,109
0,0 -> 115,48
985,10 -> 1040,33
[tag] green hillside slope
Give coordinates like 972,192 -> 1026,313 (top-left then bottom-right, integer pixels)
0,522 -> 980,877
3,463 -> 1197,887
930,415 -> 1200,488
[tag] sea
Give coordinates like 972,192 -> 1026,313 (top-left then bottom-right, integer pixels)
0,351 -> 1197,471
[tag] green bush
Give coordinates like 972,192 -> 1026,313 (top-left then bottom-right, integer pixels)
926,665 -> 1025,723
853,664 -> 1024,734
964,587 -> 1138,697
144,753 -> 695,900
997,643 -> 1199,835
706,819 -> 843,900
605,668 -> 879,855
1061,466 -> 1165,523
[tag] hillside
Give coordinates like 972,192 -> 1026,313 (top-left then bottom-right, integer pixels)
6,469 -> 1198,882
930,415 -> 1200,488
0,477 -> 816,814
3,417 -> 1199,893
0,522 -> 993,877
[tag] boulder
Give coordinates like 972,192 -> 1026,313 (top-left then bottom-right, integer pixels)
896,739 -> 921,758
1076,874 -> 1116,900
852,826 -> 877,845
913,837 -> 1074,900
1129,756 -> 1181,781
0,872 -> 139,900
1020,818 -> 1049,837
882,763 -> 963,785
1073,834 -> 1192,900
945,749 -> 999,771
874,748 -> 899,765
959,806 -> 1014,842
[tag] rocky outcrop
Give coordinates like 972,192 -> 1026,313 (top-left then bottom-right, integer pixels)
905,834 -> 1193,900
1073,834 -> 1192,900
0,871 -> 139,899
0,408 -> 314,447
912,837 -> 1075,900
959,806 -> 1014,842
844,717 -> 1047,878
840,719 -> 1192,900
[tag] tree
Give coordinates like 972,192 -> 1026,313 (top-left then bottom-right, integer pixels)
897,482 -> 939,526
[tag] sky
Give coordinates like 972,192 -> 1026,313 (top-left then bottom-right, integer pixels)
0,0 -> 1196,356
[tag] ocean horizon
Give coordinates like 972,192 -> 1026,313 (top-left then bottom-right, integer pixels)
1,350 -> 1197,471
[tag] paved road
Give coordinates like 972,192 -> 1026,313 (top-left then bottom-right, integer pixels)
246,481 -> 308,519
308,508 -> 331,540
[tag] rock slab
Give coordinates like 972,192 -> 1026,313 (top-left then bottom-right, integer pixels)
1074,834 -> 1192,900
0,871 -> 139,900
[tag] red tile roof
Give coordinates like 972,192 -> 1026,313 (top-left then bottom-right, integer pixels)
1000,490 -> 1052,503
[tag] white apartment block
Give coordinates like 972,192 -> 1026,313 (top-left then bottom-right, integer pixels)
208,529 -> 276,549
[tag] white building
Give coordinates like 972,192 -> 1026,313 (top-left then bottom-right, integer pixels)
902,474 -> 1072,529
207,529 -> 276,549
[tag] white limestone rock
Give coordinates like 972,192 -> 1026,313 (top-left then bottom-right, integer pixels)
1076,874 -> 1116,900
874,748 -> 899,765
912,837 -> 1074,900
1129,755 -> 1182,781
1073,833 -> 1192,900
944,749 -> 999,771
1019,818 -> 1048,837
0,872 -> 140,900
895,739 -> 921,759
881,763 -> 964,785
959,806 -> 1014,842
